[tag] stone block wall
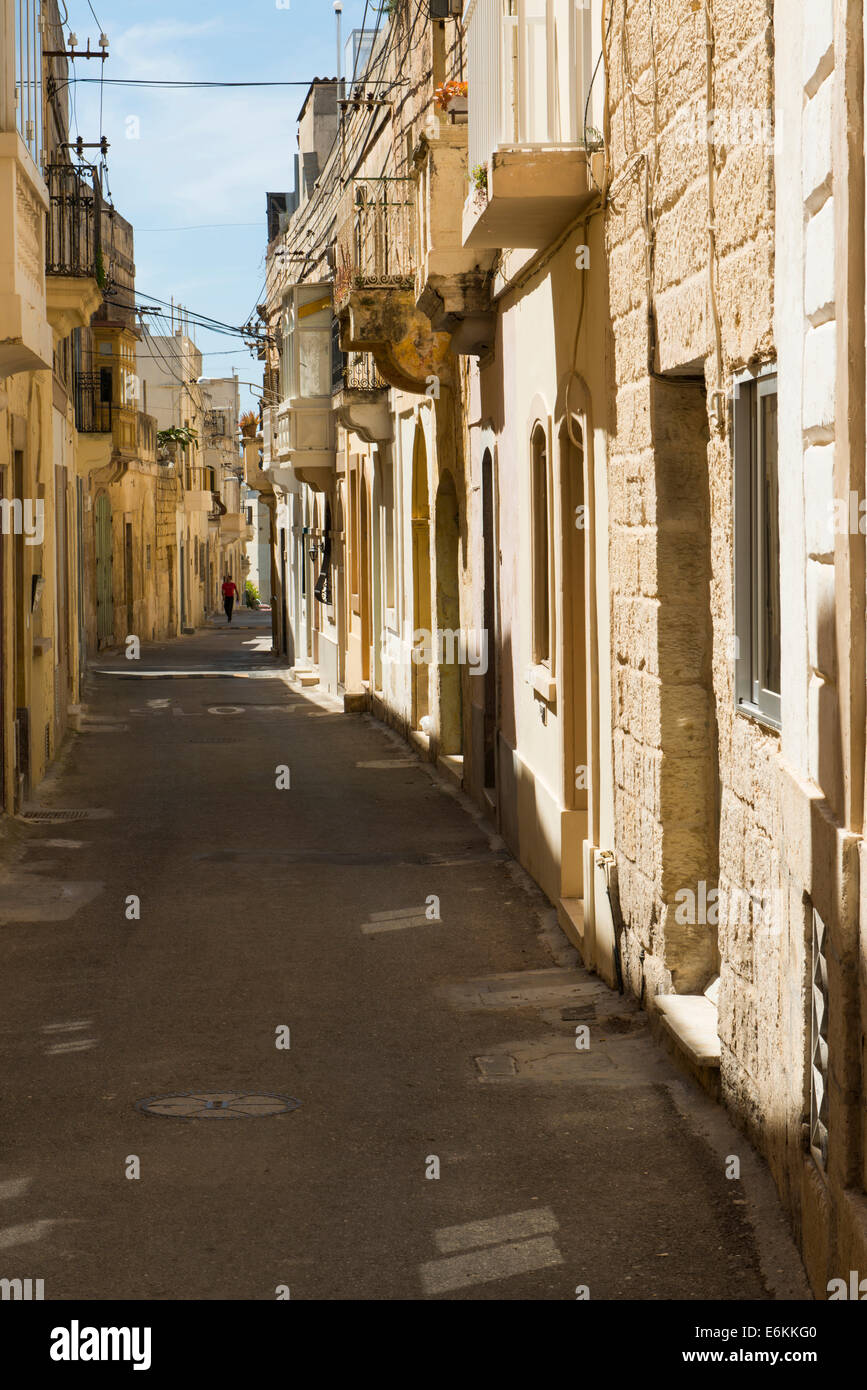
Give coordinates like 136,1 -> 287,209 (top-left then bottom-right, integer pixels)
606,0 -> 776,1003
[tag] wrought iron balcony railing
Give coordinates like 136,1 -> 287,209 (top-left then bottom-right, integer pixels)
45,163 -> 102,280
339,350 -> 388,393
335,177 -> 416,309
74,372 -> 157,461
74,372 -> 128,434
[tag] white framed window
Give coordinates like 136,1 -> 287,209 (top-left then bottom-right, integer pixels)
0,0 -> 42,159
280,297 -> 295,401
733,368 -> 780,728
466,0 -> 590,171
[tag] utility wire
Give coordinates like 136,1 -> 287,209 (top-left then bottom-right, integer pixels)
137,222 -> 262,232
65,77 -> 409,89
274,4 -> 397,276
110,288 -> 259,339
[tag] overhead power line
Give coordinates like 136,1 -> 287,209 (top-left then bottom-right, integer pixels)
137,222 -> 261,232
66,77 -> 408,89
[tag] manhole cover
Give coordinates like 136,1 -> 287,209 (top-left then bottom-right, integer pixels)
135,1090 -> 300,1120
22,810 -> 91,824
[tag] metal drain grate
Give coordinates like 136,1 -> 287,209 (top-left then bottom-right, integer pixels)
22,810 -> 91,824
186,738 -> 240,746
136,1090 -> 300,1120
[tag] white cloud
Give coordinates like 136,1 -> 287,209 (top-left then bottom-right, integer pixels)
111,20 -> 226,79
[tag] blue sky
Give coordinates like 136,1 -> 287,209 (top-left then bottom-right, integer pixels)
64,0 -> 377,412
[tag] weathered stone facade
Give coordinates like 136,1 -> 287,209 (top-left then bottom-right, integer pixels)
255,0 -> 867,1294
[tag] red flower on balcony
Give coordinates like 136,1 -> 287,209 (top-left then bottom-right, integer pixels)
434,80 -> 467,112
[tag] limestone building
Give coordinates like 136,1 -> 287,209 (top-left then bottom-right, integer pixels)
0,0 -> 203,811
256,0 -> 867,1295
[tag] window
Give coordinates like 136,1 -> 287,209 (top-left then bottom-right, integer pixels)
531,423 -> 551,666
280,298 -> 295,400
734,371 -> 780,727
350,462 -> 360,614
9,0 -> 42,159
280,286 -> 332,402
381,452 -> 395,610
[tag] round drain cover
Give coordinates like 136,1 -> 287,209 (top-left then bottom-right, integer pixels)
136,1090 -> 300,1120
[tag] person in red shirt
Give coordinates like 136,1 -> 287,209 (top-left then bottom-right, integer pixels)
221,575 -> 239,624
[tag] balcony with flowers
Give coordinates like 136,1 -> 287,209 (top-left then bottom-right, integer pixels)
413,80 -> 496,357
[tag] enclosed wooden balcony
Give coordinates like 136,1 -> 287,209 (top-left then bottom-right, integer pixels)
461,0 -> 601,249
0,131 -> 53,375
268,285 -> 337,489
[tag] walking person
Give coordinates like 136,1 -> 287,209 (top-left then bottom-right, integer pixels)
222,574 -> 239,625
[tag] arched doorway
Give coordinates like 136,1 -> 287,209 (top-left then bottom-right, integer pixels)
411,424 -> 431,729
94,493 -> 113,648
435,470 -> 462,755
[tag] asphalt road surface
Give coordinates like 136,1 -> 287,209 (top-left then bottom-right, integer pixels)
0,620 -> 809,1300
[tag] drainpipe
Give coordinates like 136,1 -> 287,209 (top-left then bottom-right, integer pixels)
600,851 -> 625,994
703,1 -> 726,431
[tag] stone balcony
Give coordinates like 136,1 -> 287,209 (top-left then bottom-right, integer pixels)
242,435 -> 275,498
220,511 -> 254,543
332,351 -> 391,444
184,465 -> 219,513
0,132 -> 53,375
272,398 -> 335,491
184,490 -> 216,513
461,146 -> 602,250
334,176 -> 452,393
74,389 -> 158,478
413,124 -> 496,357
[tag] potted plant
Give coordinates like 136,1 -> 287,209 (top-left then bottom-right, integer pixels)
239,411 -> 259,441
434,80 -> 468,116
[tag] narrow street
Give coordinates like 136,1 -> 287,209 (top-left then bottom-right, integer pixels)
0,621 -> 807,1302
